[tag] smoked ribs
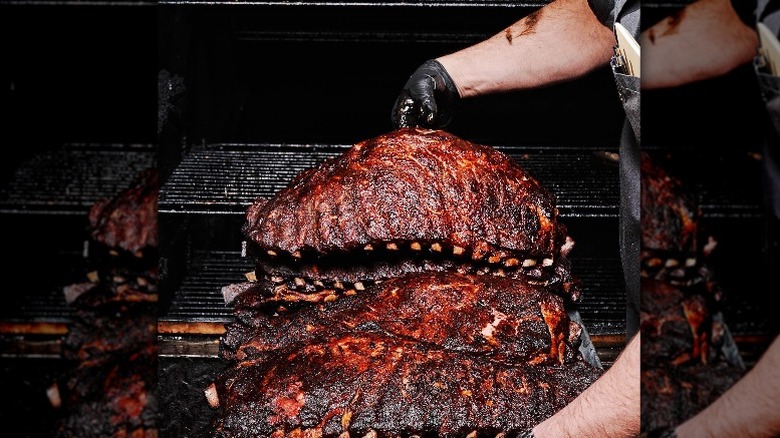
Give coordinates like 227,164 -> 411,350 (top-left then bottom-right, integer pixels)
639,153 -> 744,435
243,128 -> 581,303
53,168 -> 159,438
210,129 -> 602,437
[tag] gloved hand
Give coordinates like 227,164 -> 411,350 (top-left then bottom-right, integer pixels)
391,59 -> 460,129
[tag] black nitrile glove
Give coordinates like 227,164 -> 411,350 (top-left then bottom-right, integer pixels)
391,59 -> 460,129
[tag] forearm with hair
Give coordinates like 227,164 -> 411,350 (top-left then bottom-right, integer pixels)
675,335 -> 780,438
533,333 -> 641,438
436,0 -> 615,98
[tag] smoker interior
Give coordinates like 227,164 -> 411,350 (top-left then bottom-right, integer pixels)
156,2 -> 625,179
641,67 -> 780,362
0,4 -> 157,322
0,2 -> 157,435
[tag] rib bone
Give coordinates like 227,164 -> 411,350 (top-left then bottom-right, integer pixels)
204,383 -> 220,408
505,258 -> 520,267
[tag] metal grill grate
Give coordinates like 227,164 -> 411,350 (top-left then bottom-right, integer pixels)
2,292 -> 73,323
572,256 -> 626,335
163,251 -> 253,323
0,143 -> 156,215
159,143 -> 621,217
160,144 -> 765,218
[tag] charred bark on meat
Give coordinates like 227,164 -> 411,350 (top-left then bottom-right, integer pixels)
53,168 -> 159,437
212,333 -> 601,438
88,167 -> 159,258
222,272 -> 583,366
243,128 -> 581,303
639,154 -> 744,435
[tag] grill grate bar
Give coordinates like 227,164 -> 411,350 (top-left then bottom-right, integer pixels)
573,256 -> 626,334
163,251 -> 253,322
1,290 -> 73,322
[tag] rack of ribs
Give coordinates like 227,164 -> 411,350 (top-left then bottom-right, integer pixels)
222,272 -> 586,366
639,153 -> 744,435
243,128 -> 581,304
209,129 -> 602,437
640,278 -> 745,435
52,167 -> 159,438
210,331 -> 601,438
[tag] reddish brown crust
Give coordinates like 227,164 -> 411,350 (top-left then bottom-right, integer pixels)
640,278 -> 711,366
244,128 -> 559,257
641,363 -> 743,433
89,168 -> 159,255
222,272 -> 581,366
640,153 -> 700,256
213,333 -> 602,438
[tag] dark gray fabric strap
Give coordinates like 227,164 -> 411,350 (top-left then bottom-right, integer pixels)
613,72 -> 640,142
731,0 -> 758,26
588,0 -> 639,39
615,0 -> 640,39
588,0 -> 615,27
754,70 -> 780,221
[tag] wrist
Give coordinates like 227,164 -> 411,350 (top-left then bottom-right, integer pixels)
435,55 -> 472,99
426,58 -> 461,100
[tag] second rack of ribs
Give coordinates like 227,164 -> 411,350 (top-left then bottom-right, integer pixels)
211,273 -> 601,437
222,272 -> 584,366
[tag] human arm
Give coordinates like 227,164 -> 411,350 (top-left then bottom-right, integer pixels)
437,0 -> 615,97
391,0 -> 616,128
532,332 -> 641,438
672,335 -> 780,438
640,0 -> 758,89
